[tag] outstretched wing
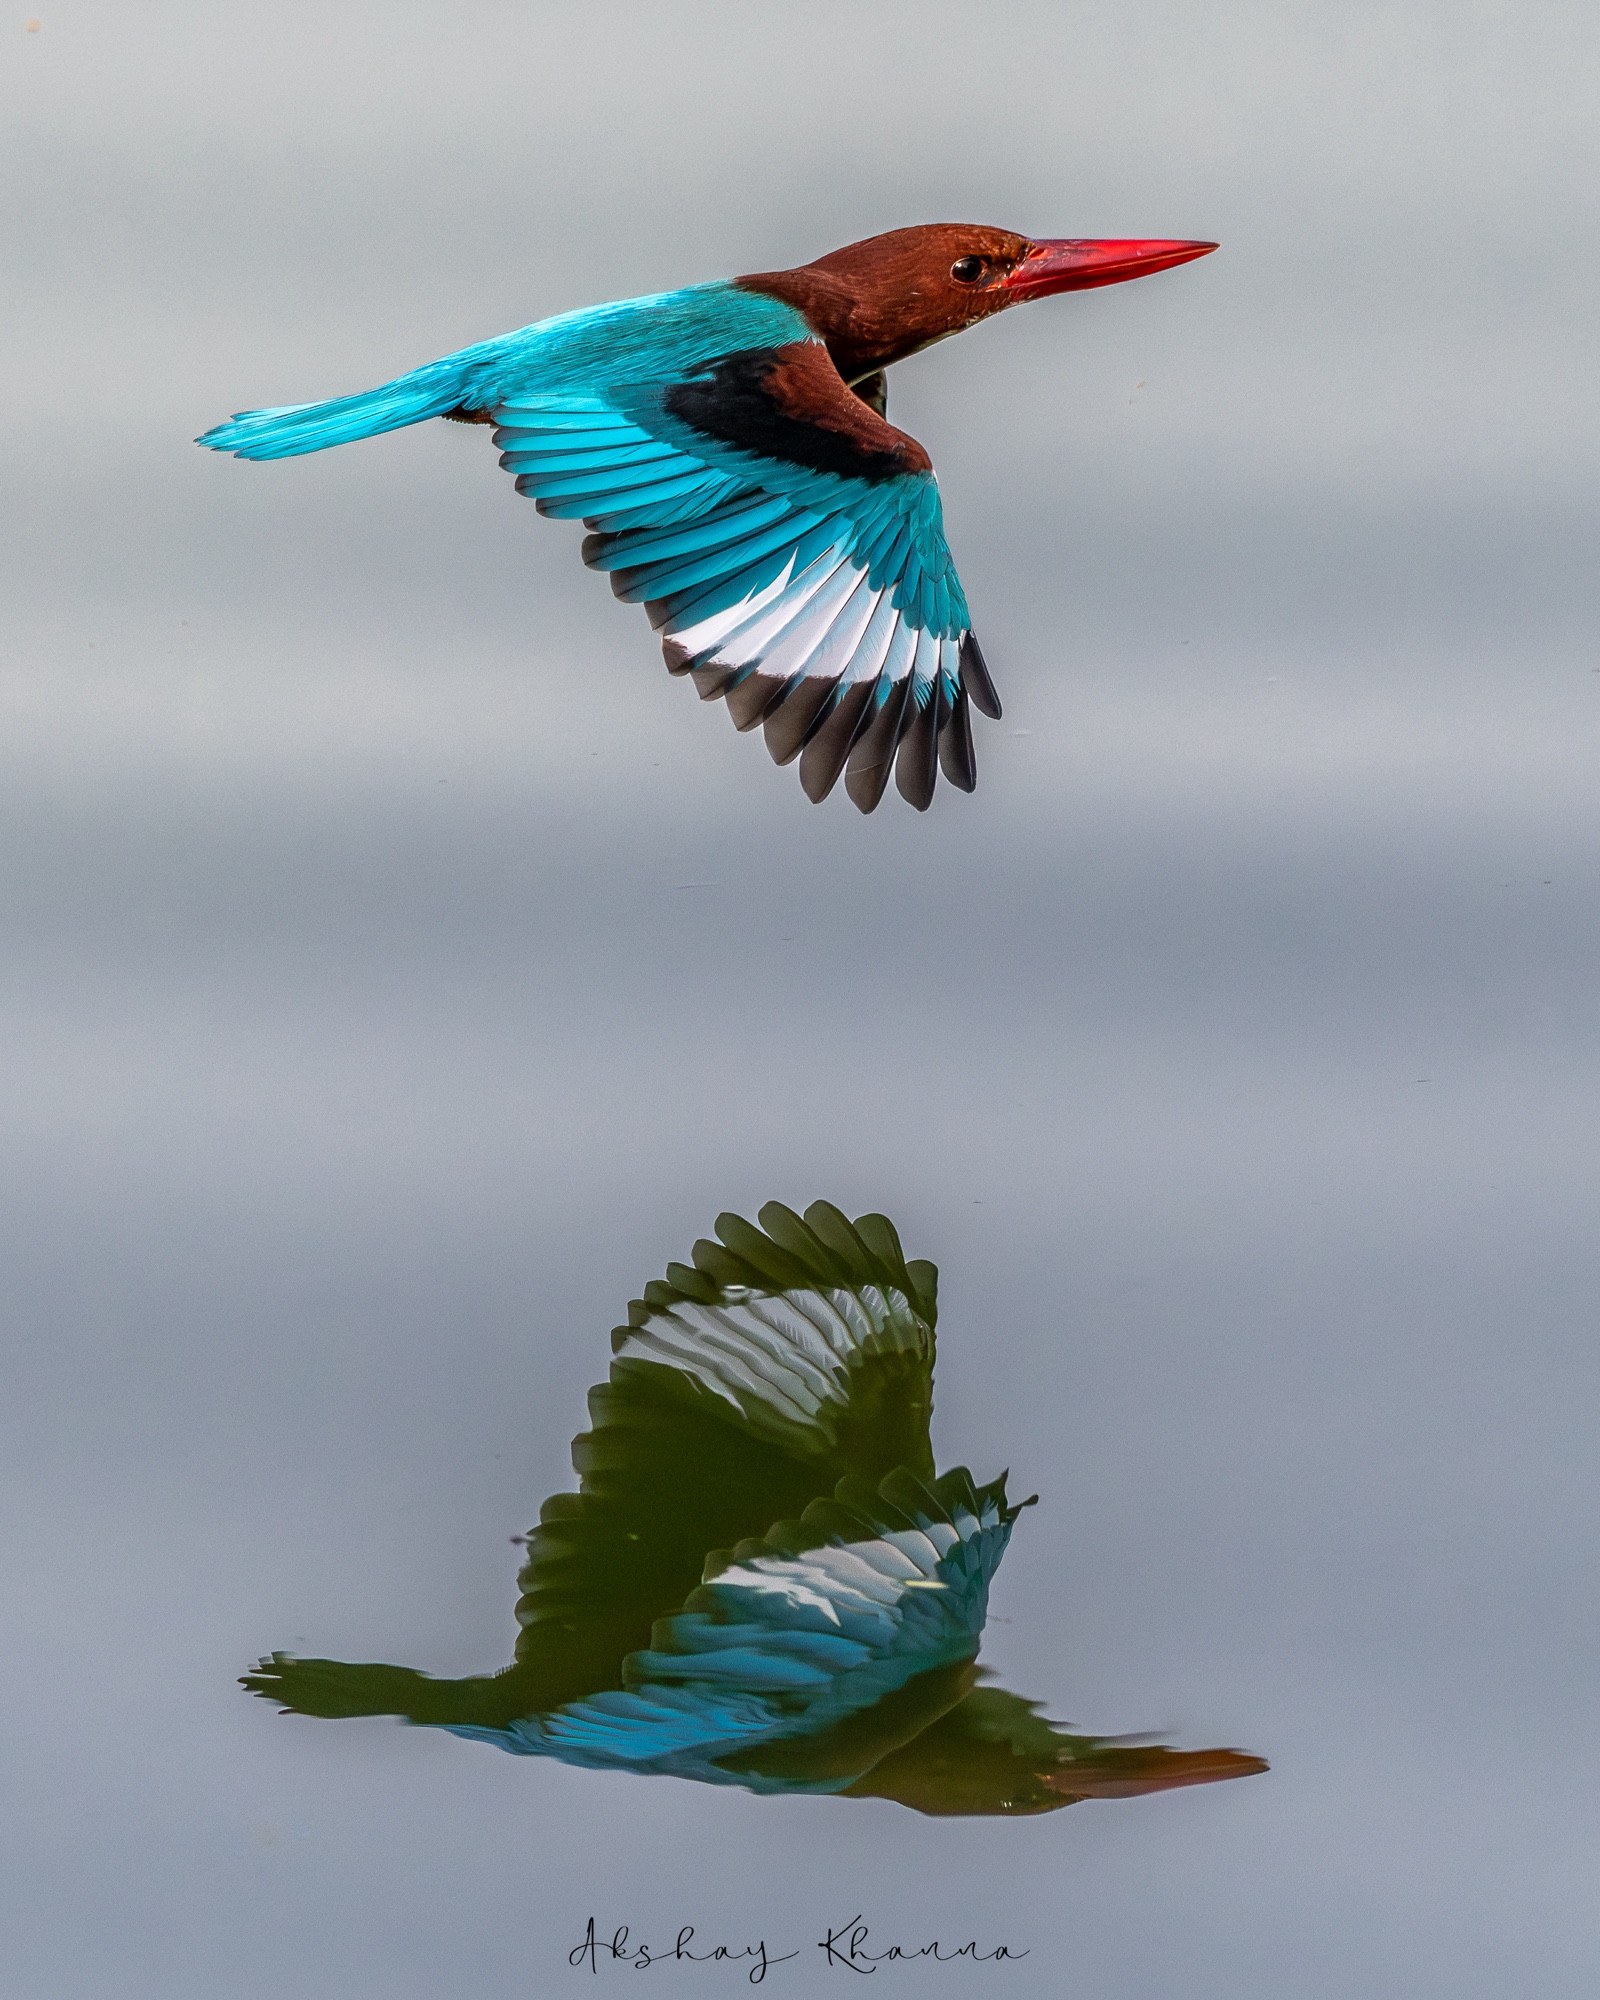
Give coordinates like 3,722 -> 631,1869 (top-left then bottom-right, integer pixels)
841,1681 -> 1270,1816
456,1464 -> 1024,1792
492,341 -> 1001,811
244,1203 -> 942,1728
509,1202 -> 939,1705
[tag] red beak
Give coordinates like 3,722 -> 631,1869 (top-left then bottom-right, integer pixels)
1002,238 -> 1217,300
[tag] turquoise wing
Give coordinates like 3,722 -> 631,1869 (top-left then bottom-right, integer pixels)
491,340 -> 1000,811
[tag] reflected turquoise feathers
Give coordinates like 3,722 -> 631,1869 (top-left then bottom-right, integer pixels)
199,225 -> 1215,811
244,1203 -> 1264,1815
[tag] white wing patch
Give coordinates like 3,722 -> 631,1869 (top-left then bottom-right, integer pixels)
698,1483 -> 1006,1647
666,539 -> 856,672
612,1283 -> 926,1445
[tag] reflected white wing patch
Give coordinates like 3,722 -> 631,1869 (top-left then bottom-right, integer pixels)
612,1283 -> 926,1445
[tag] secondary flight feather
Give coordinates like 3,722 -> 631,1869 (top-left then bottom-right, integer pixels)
200,226 -> 1215,811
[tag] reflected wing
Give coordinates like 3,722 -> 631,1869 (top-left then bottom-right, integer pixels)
245,1203 -> 941,1727
492,340 -> 1000,811
510,1202 -> 939,1703
464,1464 -> 1022,1790
842,1682 -> 1270,1816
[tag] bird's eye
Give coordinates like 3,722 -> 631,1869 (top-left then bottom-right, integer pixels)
950,255 -> 986,284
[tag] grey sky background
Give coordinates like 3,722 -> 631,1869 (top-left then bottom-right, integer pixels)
3,2 -> 1598,1994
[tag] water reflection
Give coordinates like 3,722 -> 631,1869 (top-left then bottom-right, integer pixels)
246,1204 -> 1265,1815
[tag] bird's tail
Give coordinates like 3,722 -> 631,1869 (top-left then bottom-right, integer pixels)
241,1651 -> 518,1725
197,356 -> 480,460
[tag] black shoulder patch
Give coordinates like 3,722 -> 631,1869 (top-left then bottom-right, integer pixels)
662,346 -> 923,484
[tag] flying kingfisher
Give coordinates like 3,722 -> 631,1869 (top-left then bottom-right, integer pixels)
244,1201 -> 1264,1815
200,228 -> 1215,811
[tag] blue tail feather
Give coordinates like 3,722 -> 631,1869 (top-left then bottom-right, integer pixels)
197,363 -> 479,461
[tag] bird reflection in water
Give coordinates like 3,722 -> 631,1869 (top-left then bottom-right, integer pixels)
245,1204 -> 1265,1816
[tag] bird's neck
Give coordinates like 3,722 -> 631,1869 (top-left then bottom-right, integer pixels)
735,268 -> 958,384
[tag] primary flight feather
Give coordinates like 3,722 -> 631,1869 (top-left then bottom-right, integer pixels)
200,225 -> 1215,811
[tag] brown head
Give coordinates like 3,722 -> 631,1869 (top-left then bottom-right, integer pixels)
740,223 -> 1217,386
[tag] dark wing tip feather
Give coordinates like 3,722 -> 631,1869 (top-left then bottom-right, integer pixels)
798,678 -> 877,802
688,659 -> 740,702
762,676 -> 837,767
937,685 -> 977,792
959,632 -> 1002,720
612,1202 -> 937,1340
894,684 -> 944,812
724,671 -> 788,733
844,761 -> 893,815
661,625 -> 987,811
844,676 -> 914,814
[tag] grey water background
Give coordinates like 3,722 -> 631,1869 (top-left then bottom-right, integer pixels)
3,1 -> 1598,1992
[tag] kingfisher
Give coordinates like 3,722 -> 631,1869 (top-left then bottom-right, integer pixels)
200,226 -> 1215,811
244,1201 -> 1264,1814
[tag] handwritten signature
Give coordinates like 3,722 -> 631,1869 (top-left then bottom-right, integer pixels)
569,1917 -> 1028,1982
